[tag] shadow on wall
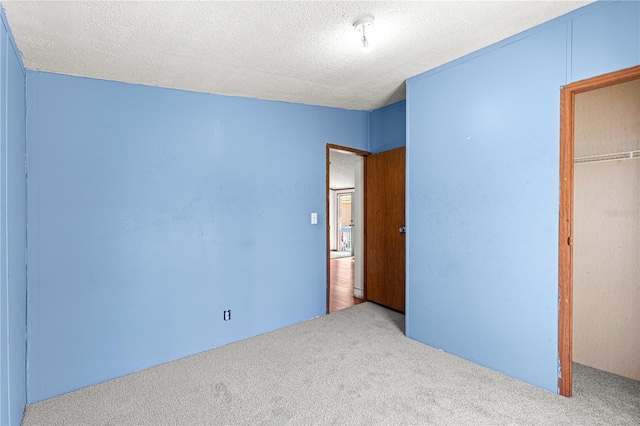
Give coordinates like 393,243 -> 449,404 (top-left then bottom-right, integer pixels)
381,81 -> 406,110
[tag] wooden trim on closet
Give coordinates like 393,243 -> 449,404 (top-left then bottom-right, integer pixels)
558,65 -> 640,397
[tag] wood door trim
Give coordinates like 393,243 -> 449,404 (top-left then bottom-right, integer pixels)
326,144 -> 370,314
558,65 -> 640,397
327,144 -> 370,157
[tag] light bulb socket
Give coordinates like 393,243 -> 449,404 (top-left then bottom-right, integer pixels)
354,15 -> 374,49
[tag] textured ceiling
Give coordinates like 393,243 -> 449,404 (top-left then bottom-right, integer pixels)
330,150 -> 356,189
3,1 -> 593,111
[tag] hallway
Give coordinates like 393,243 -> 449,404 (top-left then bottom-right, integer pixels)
329,256 -> 364,313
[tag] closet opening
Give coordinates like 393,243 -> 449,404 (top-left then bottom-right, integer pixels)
558,65 -> 640,397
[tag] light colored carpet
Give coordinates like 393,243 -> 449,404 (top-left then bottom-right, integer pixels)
22,302 -> 640,425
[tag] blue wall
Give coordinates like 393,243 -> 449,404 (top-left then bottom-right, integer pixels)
369,100 -> 406,153
0,8 -> 27,426
4,0 -> 636,414
406,0 -> 639,393
25,72 -> 369,402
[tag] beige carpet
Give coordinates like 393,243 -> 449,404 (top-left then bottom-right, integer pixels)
22,302 -> 640,425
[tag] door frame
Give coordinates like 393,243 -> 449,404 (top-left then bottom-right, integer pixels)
558,65 -> 640,397
326,144 -> 370,314
336,191 -> 354,253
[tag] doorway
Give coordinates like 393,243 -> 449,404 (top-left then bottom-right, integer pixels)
327,145 -> 368,313
558,65 -> 640,396
337,193 -> 353,254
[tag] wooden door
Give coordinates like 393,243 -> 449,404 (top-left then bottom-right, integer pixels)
365,147 -> 406,312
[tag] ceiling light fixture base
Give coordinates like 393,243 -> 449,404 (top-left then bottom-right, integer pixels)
353,15 -> 375,49
353,16 -> 374,31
